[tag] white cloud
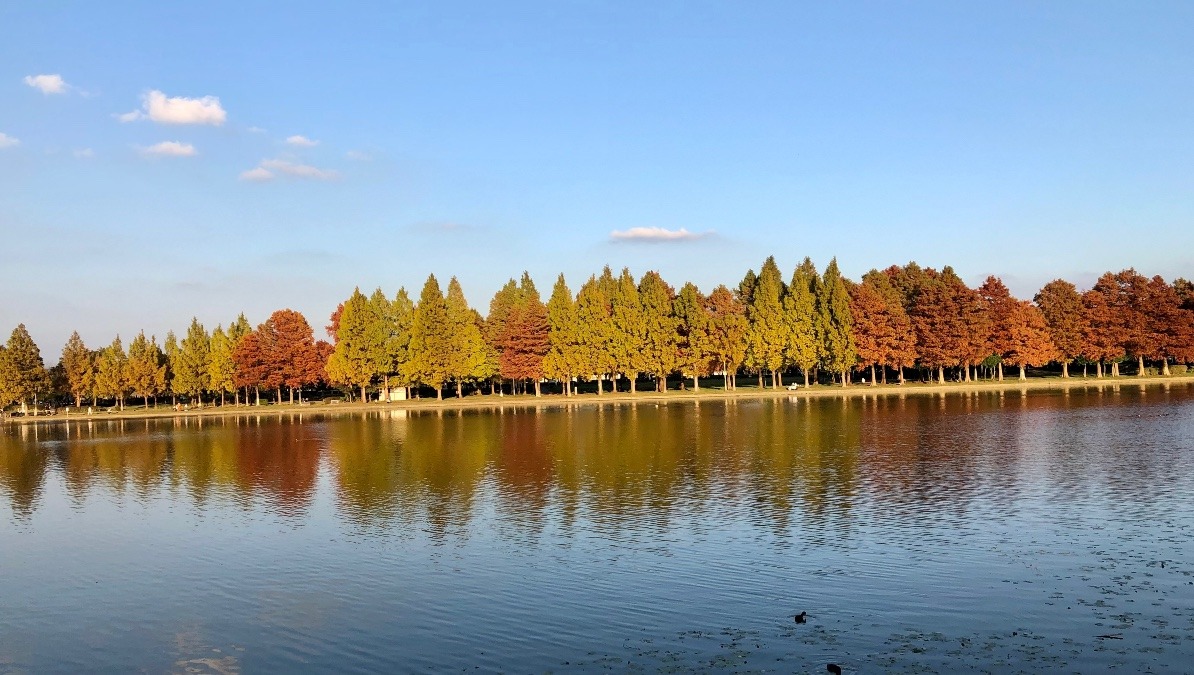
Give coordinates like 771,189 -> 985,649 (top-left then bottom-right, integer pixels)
285,135 -> 318,147
139,141 -> 197,157
609,227 -> 711,242
240,158 -> 338,182
74,148 -> 95,158
345,150 -> 371,161
247,126 -> 267,133
24,74 -> 68,95
260,158 -> 338,180
239,167 -> 274,181
120,90 -> 226,125
0,132 -> 19,149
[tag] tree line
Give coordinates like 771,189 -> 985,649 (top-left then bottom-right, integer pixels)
2,258 -> 1193,412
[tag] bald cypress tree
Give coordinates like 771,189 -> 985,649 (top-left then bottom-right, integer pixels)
175,318 -> 210,404
389,288 -> 416,397
95,336 -> 129,410
746,257 -> 786,388
706,285 -> 748,390
406,275 -> 453,400
638,270 -> 679,392
610,267 -> 647,393
576,274 -> 616,395
227,314 -> 252,404
1034,279 -> 1087,378
674,282 -> 713,391
783,258 -> 819,386
445,277 -> 487,398
543,274 -> 580,395
128,330 -> 167,408
206,327 -> 236,406
1,324 -> 48,414
817,258 -> 857,386
60,331 -> 95,408
327,288 -> 377,402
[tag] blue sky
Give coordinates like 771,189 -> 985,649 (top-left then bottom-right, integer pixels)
2,2 -> 1192,353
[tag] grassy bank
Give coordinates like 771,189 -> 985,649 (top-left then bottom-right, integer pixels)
7,374 -> 1194,426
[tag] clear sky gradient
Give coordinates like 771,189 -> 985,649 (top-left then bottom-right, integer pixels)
2,2 -> 1192,353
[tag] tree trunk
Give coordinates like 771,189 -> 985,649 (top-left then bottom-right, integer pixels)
289,388 -> 294,405
254,387 -> 260,405
1062,361 -> 1070,378
436,386 -> 443,401
870,364 -> 877,386
535,380 -> 542,397
1162,359 -> 1171,376
456,380 -> 463,398
1112,361 -> 1120,377
629,375 -> 637,394
693,375 -> 699,392
758,372 -> 764,389
1137,355 -> 1146,376
841,370 -> 848,387
997,362 -> 1003,381
937,366 -> 945,383
898,366 -> 905,384
1019,364 -> 1027,381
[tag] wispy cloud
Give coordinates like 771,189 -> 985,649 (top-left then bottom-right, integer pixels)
247,126 -> 267,134
139,141 -> 197,157
74,148 -> 95,159
240,158 -> 339,182
239,166 -> 274,182
609,227 -> 712,242
285,134 -> 318,147
0,132 -> 19,149
345,150 -> 371,161
24,74 -> 69,95
119,90 -> 226,125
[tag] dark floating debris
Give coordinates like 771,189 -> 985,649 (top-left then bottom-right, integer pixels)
1095,633 -> 1123,640
794,611 -> 808,624
827,664 -> 843,674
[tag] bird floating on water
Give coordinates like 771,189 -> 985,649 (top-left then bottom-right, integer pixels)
827,663 -> 842,674
794,611 -> 807,624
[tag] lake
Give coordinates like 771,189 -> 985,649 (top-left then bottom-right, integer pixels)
3,384 -> 1194,673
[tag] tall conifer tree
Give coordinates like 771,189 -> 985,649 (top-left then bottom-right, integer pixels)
207,326 -> 236,405
405,274 -> 453,399
784,258 -> 820,386
127,331 -> 167,407
327,288 -> 377,402
542,274 -> 580,395
638,270 -> 679,392
610,267 -> 647,393
817,258 -> 857,385
1034,279 -> 1087,378
175,318 -> 211,403
95,336 -> 129,410
0,324 -> 48,413
746,257 -> 786,388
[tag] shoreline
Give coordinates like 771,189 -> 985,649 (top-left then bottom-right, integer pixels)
7,374 -> 1194,425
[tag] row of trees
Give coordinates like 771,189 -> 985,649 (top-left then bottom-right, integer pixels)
0,310 -> 331,413
319,260 -> 1194,400
3,260 -> 1194,411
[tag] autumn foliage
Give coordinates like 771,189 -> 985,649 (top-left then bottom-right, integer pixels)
6,261 -> 1194,412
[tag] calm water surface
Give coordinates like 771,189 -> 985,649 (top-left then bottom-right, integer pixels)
3,384 -> 1194,673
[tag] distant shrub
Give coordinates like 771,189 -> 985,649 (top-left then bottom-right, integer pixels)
1171,364 -> 1189,375
1144,367 -> 1159,376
